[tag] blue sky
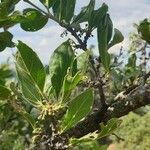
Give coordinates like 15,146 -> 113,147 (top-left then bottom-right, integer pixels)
0,0 -> 149,64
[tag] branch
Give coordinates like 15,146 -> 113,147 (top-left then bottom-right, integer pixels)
63,84 -> 150,138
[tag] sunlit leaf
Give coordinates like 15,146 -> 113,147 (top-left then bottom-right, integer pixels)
61,88 -> 93,131
61,71 -> 82,103
49,40 -> 75,99
16,41 -> 45,105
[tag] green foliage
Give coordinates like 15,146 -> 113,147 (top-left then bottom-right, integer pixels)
62,71 -> 82,103
0,63 -> 13,84
76,51 -> 90,73
0,85 -> 10,100
72,0 -> 95,25
97,14 -> 111,71
0,31 -> 14,51
52,0 -> 76,23
98,118 -> 122,139
89,3 -> 108,29
61,88 -> 93,131
20,8 -> 48,32
108,28 -> 124,49
71,139 -> 107,150
49,40 -> 75,99
16,41 -> 45,105
138,18 -> 150,44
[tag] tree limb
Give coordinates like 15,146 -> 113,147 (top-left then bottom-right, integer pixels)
64,84 -> 150,138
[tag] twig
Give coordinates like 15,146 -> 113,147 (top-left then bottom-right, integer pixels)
112,133 -> 125,142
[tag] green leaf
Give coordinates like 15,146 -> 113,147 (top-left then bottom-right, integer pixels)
0,0 -> 20,16
20,111 -> 36,129
0,85 -> 10,100
72,0 -> 95,24
126,53 -> 136,68
0,11 -> 23,29
108,28 -> 124,49
98,118 -> 122,139
0,31 -> 14,52
138,18 -> 150,44
16,41 -> 45,105
71,58 -> 77,76
0,64 -> 13,79
0,2 -> 7,18
89,3 -> 108,29
107,15 -> 113,44
20,8 -> 48,32
52,0 -> 76,23
71,137 -> 107,150
77,51 -> 90,73
65,0 -> 76,22
17,41 -> 46,91
61,88 -> 93,131
49,40 -> 75,99
97,14 -> 111,71
61,71 -> 82,103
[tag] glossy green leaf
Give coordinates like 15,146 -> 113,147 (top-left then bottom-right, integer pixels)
20,8 -> 48,32
0,31 -> 14,52
108,28 -> 124,49
53,0 -> 76,22
61,71 -> 82,103
16,41 -> 45,105
72,0 -> 95,24
98,118 -> 122,139
89,3 -> 108,29
0,85 -> 10,100
138,18 -> 150,44
49,41 -> 75,99
97,14 -> 111,71
61,88 -> 93,131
